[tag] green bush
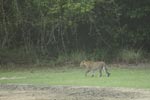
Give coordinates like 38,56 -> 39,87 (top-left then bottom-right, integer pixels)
54,49 -> 115,66
0,48 -> 37,65
118,49 -> 143,64
91,49 -> 113,61
55,51 -> 87,66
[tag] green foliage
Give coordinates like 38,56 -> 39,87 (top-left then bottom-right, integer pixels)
118,49 -> 143,64
117,0 -> 150,49
55,51 -> 87,66
89,49 -> 113,62
0,0 -> 150,65
0,48 -> 37,65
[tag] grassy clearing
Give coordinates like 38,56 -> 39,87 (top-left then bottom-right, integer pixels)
0,65 -> 150,89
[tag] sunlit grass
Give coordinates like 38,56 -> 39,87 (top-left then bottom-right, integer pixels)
0,66 -> 150,89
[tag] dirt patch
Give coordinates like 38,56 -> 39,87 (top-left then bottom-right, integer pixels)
0,84 -> 150,100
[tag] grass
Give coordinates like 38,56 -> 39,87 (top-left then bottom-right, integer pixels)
0,66 -> 150,89
118,49 -> 144,63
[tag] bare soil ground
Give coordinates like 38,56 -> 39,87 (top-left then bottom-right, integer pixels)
0,84 -> 150,100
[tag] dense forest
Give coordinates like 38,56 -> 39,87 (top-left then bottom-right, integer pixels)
0,0 -> 150,65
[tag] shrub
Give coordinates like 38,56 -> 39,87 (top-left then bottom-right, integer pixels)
0,48 -> 37,65
54,51 -> 87,66
118,49 -> 143,64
